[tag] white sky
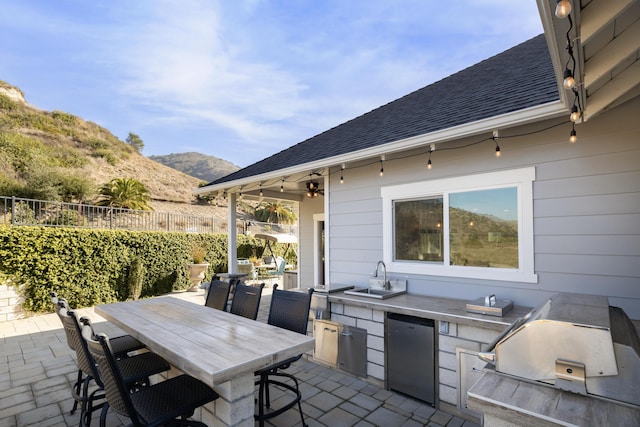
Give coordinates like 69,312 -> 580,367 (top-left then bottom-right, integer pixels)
0,0 -> 543,167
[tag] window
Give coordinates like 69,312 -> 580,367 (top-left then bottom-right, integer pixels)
382,167 -> 537,283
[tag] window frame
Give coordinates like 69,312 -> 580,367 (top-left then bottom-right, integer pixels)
381,167 -> 537,283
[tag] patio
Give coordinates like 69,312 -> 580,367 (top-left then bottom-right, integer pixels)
0,288 -> 478,427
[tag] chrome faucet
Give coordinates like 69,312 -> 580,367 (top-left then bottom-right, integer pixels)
374,260 -> 390,290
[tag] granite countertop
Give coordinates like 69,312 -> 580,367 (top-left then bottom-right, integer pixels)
328,291 -> 532,331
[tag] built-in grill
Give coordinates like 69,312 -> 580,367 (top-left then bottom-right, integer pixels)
478,292 -> 640,407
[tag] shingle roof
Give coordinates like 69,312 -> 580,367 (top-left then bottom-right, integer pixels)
211,34 -> 557,185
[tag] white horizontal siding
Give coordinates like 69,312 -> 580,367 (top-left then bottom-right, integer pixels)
535,213 -> 639,235
535,192 -> 640,217
535,254 -> 640,276
535,171 -> 640,198
536,235 -> 640,256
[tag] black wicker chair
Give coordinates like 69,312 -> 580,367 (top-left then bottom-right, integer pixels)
255,285 -> 314,427
204,280 -> 232,311
51,292 -> 148,417
58,307 -> 171,427
84,330 -> 219,427
51,292 -> 146,357
229,282 -> 265,320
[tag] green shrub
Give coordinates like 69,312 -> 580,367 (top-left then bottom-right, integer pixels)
0,227 -> 296,312
92,148 -> 117,165
127,257 -> 145,300
11,202 -> 36,224
46,210 -> 87,227
51,110 -> 78,126
0,93 -> 18,111
0,227 -> 232,312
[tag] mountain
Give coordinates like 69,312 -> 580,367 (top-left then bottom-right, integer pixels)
0,80 -> 226,214
149,152 -> 239,183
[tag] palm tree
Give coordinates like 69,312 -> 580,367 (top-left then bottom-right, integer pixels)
254,202 -> 296,224
96,177 -> 153,210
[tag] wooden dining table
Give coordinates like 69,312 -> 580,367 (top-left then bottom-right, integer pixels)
95,295 -> 314,427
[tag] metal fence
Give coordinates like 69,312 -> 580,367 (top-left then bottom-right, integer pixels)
0,196 -> 295,235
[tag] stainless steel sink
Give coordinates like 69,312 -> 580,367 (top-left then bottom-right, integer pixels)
344,287 -> 406,299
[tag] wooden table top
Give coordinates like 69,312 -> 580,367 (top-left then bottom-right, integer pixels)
95,296 -> 314,386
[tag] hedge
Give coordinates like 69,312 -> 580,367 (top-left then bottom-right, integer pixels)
0,226 -> 296,313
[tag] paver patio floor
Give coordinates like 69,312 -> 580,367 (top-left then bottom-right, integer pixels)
0,289 -> 480,427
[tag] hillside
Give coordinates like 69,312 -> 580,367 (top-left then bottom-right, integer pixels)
0,80 -> 225,215
149,152 -> 239,183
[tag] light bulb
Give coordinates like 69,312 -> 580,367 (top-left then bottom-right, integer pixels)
563,69 -> 575,90
495,145 -> 501,157
569,128 -> 577,143
555,0 -> 571,19
570,105 -> 580,122
427,158 -> 432,169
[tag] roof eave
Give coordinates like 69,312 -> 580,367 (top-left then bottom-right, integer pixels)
537,0 -> 574,109
194,100 -> 565,196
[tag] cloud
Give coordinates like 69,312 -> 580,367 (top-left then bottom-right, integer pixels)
1,0 -> 543,166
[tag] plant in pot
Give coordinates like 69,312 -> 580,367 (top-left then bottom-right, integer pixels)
186,242 -> 210,292
249,249 -> 261,266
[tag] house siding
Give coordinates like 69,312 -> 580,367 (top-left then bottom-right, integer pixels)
327,95 -> 640,318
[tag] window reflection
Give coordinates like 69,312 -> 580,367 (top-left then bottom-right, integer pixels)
394,198 -> 443,262
393,188 -> 519,269
449,187 -> 518,268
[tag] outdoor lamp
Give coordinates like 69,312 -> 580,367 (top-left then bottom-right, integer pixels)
563,69 -> 575,90
569,126 -> 577,143
570,104 -> 580,122
555,0 -> 572,19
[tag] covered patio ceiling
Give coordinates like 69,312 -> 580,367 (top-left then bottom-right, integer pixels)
538,0 -> 640,121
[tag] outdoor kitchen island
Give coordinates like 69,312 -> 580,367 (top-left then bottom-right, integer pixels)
325,291 -> 532,423
467,293 -> 640,426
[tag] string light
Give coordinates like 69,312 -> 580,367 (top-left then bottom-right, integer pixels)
340,163 -> 345,184
259,183 -> 263,197
570,104 -> 580,122
555,0 -> 572,19
563,69 -> 575,90
427,150 -> 433,169
379,155 -> 385,177
556,3 -> 583,144
280,178 -> 284,192
569,123 -> 577,143
493,130 -> 501,157
326,121 -> 568,182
